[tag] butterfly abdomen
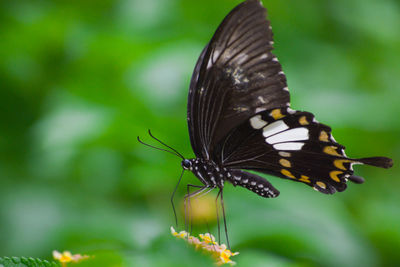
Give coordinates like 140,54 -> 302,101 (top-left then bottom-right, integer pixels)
227,169 -> 280,198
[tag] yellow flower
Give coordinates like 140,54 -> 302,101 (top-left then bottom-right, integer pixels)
170,226 -> 188,239
199,233 -> 217,245
52,250 -> 90,266
170,227 -> 239,265
217,244 -> 239,266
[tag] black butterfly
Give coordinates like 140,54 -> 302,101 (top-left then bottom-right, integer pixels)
139,0 -> 393,247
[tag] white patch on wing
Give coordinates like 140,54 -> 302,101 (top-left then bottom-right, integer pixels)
263,120 -> 289,138
256,72 -> 265,79
257,96 -> 266,104
236,53 -> 248,64
266,127 -> 309,144
207,58 -> 213,69
273,142 -> 305,150
212,49 -> 220,63
260,53 -> 268,59
232,68 -> 246,85
279,151 -> 291,157
255,107 -> 266,113
250,115 -> 268,129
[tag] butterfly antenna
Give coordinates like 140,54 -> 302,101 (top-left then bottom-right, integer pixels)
148,129 -> 185,159
137,136 -> 183,159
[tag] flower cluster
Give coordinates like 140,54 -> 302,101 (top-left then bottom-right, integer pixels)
52,251 -> 90,266
170,227 -> 239,265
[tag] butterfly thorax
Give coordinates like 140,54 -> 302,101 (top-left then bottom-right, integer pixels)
182,158 -> 230,188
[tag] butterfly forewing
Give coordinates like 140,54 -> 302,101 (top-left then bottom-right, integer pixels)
188,0 -> 289,159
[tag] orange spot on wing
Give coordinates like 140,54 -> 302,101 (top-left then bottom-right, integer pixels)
299,175 -> 310,183
279,159 -> 291,168
329,170 -> 343,182
319,131 -> 329,142
333,159 -> 352,170
299,116 -> 309,125
270,109 -> 285,120
281,169 -> 295,179
323,146 -> 342,157
316,181 -> 326,189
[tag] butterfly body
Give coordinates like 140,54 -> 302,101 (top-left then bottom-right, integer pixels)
139,0 -> 392,225
182,158 -> 228,189
182,157 -> 281,198
138,0 -> 393,249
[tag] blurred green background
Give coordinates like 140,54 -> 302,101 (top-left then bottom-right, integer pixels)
1,0 -> 399,266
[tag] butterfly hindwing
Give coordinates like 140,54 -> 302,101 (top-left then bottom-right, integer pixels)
187,0 -> 289,159
216,107 -> 390,194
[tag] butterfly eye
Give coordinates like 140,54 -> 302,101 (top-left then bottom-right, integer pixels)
181,159 -> 192,170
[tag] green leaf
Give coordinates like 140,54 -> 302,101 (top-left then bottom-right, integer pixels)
0,257 -> 59,267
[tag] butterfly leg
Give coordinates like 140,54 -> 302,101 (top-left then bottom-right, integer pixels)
171,169 -> 185,228
219,188 -> 231,250
184,184 -> 210,237
215,189 -> 222,245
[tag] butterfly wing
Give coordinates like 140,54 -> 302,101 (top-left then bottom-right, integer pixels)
188,0 -> 289,159
187,0 -> 393,195
220,107 -> 393,194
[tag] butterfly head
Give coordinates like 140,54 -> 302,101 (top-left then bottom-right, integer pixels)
181,159 -> 192,170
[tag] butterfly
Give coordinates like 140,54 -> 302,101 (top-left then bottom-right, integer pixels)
139,0 -> 393,247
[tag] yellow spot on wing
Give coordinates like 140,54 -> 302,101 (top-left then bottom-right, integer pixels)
316,181 -> 326,189
323,146 -> 342,157
270,109 -> 285,120
279,159 -> 291,168
333,159 -> 352,170
299,175 -> 310,183
329,170 -> 343,182
281,169 -> 295,179
319,131 -> 329,142
299,116 -> 309,125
